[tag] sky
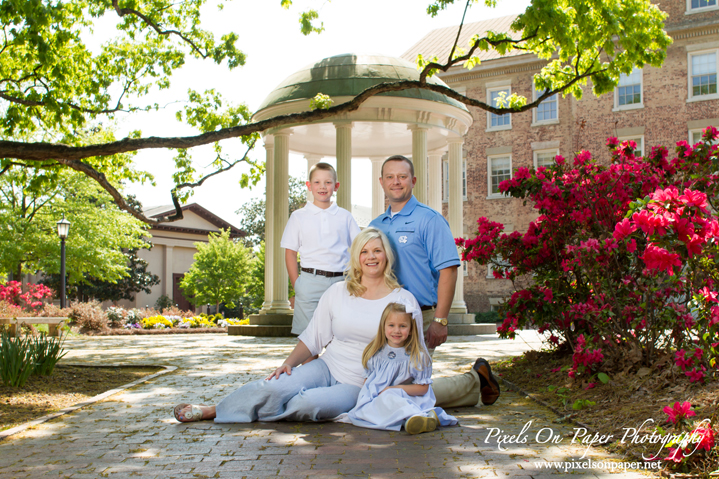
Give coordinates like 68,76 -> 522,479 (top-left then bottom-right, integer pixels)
118,0 -> 532,227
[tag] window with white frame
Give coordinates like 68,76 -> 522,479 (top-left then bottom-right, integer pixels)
442,157 -> 467,202
488,155 -> 511,197
534,149 -> 559,169
487,255 -> 512,279
690,128 -> 719,145
615,68 -> 643,109
487,87 -> 511,130
617,136 -> 644,156
687,0 -> 718,13
533,87 -> 558,123
689,51 -> 718,99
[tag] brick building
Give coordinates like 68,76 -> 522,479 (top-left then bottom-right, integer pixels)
402,1 -> 719,313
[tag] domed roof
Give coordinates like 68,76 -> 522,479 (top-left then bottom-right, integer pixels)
257,53 -> 468,112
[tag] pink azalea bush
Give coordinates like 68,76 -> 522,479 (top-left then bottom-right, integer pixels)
0,281 -> 54,312
458,127 -> 719,378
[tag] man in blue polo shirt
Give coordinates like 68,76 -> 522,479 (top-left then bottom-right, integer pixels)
369,155 -> 500,406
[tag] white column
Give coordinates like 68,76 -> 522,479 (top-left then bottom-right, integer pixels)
269,129 -> 293,313
260,135 -> 274,313
304,154 -> 322,204
334,122 -> 353,210
370,156 -> 386,218
163,245 -> 174,297
427,148 -> 445,213
409,125 -> 428,204
447,137 -> 467,313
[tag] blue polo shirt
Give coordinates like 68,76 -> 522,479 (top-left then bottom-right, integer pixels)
369,196 -> 460,307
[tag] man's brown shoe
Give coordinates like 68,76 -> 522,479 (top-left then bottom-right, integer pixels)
473,358 -> 500,405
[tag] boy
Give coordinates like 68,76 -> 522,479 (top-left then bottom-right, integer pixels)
280,162 -> 360,335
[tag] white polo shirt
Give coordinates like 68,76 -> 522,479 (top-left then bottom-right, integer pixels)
280,202 -> 360,272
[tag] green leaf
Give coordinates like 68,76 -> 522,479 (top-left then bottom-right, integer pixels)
597,372 -> 610,384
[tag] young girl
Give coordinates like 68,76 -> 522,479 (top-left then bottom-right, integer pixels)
340,301 -> 458,434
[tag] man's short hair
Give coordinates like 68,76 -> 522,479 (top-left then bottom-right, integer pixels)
381,155 -> 415,178
308,162 -> 338,182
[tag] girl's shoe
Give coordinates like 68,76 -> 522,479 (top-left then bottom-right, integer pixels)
173,404 -> 206,422
405,410 -> 439,435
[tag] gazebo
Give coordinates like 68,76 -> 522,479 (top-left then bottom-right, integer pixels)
236,53 -> 481,335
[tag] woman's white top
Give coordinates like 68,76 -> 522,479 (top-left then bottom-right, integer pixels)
298,281 -> 420,388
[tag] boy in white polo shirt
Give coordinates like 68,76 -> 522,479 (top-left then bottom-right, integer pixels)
281,162 -> 360,335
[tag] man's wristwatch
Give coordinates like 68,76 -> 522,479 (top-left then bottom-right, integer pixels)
433,317 -> 448,326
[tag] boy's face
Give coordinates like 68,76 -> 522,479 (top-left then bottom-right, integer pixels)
307,169 -> 339,205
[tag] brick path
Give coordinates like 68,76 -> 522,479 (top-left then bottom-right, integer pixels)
0,332 -> 656,478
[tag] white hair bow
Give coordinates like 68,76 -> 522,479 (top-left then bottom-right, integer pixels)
394,297 -> 422,325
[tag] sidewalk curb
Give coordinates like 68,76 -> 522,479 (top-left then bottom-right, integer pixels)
0,364 -> 177,442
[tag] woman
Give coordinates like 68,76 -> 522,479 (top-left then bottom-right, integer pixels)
174,227 -> 421,423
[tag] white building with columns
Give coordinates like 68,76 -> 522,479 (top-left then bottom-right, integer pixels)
233,53 -> 490,336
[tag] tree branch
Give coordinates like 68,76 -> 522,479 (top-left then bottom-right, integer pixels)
0,71 -> 600,163
111,0 -> 210,60
53,157 -> 183,225
173,139 -> 257,191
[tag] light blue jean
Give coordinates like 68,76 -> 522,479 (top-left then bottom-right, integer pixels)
214,358 -> 361,423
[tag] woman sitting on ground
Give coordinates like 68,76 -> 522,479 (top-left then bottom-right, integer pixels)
174,227 -> 419,423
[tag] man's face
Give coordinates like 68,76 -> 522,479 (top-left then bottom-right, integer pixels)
379,160 -> 415,205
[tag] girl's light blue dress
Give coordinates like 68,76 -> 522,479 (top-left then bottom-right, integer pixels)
343,345 -> 458,431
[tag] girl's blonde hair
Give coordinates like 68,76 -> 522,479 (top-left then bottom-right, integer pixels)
345,228 -> 400,297
362,302 -> 429,370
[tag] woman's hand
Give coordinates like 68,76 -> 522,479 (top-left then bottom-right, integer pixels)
266,364 -> 292,380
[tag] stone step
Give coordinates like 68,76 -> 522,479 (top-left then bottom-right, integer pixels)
228,325 -> 293,337
249,313 -> 293,325
448,313 -> 476,325
447,323 -> 497,335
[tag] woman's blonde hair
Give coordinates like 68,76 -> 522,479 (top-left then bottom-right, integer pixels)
361,302 -> 428,370
345,228 -> 400,297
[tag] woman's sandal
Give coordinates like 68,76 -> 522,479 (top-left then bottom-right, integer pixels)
173,403 -> 206,422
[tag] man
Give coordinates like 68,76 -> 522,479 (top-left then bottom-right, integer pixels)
369,155 -> 500,406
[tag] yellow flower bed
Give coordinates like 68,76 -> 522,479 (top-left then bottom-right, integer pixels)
141,315 -> 174,329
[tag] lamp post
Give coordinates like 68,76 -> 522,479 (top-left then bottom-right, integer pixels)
56,215 -> 71,308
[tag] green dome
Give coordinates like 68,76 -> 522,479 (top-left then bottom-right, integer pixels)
257,53 -> 468,112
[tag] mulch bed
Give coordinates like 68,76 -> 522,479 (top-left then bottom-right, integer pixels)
0,365 -> 162,432
495,349 -> 719,477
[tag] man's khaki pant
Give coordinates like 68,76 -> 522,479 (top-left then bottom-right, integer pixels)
421,309 -> 481,408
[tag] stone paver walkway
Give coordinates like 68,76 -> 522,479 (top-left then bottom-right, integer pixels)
0,332 -> 658,478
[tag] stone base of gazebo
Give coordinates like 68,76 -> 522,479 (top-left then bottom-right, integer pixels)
227,312 -> 496,337
228,313 -> 294,337
447,313 -> 496,335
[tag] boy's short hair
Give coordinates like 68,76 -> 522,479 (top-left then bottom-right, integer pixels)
381,155 -> 415,178
308,162 -> 338,182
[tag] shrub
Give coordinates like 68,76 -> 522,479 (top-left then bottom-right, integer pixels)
106,306 -> 126,326
68,301 -> 107,331
0,281 -> 54,311
154,294 -> 174,311
459,129 -> 719,379
37,303 -> 72,318
475,311 -> 500,324
161,305 -> 195,318
0,300 -> 23,318
30,333 -> 67,376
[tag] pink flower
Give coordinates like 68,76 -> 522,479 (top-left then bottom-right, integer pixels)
554,155 -> 565,166
664,447 -> 686,463
584,383 -> 596,390
613,218 -> 637,241
686,235 -> 703,258
679,189 -> 708,213
640,244 -> 682,275
686,367 -> 706,383
663,401 -> 695,424
606,137 -> 619,148
627,239 -> 637,253
550,367 -> 561,373
675,350 -> 694,370
691,427 -> 716,452
699,287 -> 719,303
